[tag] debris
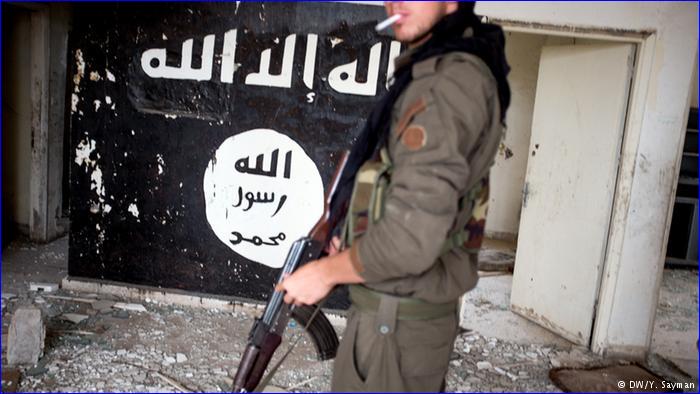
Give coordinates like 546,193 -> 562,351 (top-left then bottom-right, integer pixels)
112,310 -> 130,319
90,300 -> 116,312
44,294 -> 95,303
113,302 -> 147,312
34,296 -> 46,304
29,282 -> 59,293
7,307 -> 45,365
61,313 -> 89,324
153,371 -> 192,393
25,360 -> 49,377
477,361 -> 493,370
261,385 -> 289,393
163,355 -> 176,365
56,330 -> 95,336
2,293 -> 17,300
176,353 -> 188,363
493,366 -> 506,375
287,376 -> 318,390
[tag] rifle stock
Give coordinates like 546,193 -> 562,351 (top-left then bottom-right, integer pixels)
232,152 -> 349,392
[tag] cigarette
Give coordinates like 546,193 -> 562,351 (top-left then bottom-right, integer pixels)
375,14 -> 402,32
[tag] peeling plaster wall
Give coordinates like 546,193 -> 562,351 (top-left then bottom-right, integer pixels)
477,1 -> 699,355
2,6 -> 33,234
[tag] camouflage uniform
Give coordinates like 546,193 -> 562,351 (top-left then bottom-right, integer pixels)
331,44 -> 504,392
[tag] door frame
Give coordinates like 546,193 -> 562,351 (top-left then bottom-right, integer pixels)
494,19 -> 662,357
12,3 -> 70,242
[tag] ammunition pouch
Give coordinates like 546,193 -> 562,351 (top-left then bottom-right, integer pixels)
341,149 -> 490,255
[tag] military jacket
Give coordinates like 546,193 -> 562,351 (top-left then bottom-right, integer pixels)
347,48 -> 504,304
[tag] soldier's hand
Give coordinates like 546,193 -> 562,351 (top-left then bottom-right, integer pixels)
275,259 -> 334,306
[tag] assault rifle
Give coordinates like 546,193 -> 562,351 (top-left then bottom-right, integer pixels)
232,152 -> 349,392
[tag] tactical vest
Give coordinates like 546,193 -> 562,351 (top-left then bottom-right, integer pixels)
341,148 -> 489,255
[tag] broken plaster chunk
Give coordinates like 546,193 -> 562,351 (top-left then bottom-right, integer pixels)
176,353 -> 187,363
476,361 -> 492,370
7,307 -> 45,365
113,302 -> 147,313
29,282 -> 59,293
60,313 -> 89,324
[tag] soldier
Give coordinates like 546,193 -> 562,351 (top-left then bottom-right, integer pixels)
277,1 -> 510,391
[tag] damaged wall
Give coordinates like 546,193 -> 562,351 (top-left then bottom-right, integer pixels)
477,1 -> 698,356
67,3 -> 397,308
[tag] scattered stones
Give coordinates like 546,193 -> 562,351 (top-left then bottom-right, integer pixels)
477,361 -> 492,370
7,307 -> 45,365
176,353 -> 188,363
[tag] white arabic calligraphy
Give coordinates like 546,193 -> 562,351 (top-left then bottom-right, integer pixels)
328,42 -> 382,97
245,34 -> 296,88
141,34 -> 215,81
140,31 -> 402,97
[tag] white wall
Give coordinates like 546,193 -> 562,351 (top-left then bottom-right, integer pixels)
477,1 -> 699,356
487,33 -> 593,241
486,32 -> 545,241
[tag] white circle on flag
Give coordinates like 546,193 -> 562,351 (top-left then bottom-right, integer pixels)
203,129 -> 324,268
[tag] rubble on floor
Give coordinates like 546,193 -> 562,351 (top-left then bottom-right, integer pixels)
2,236 -> 697,392
1,286 -> 667,393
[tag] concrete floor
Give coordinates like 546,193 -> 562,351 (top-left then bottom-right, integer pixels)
2,235 -> 698,392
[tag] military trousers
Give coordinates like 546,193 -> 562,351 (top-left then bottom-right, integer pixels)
331,291 -> 459,392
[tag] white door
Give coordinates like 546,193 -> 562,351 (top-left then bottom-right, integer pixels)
510,43 -> 635,346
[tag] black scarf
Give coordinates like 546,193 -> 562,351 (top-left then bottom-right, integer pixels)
327,2 -> 511,240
